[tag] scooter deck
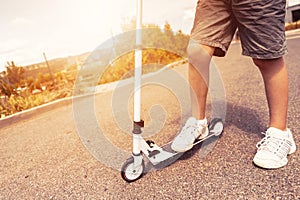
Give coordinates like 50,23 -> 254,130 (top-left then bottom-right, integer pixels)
145,130 -> 219,167
150,142 -> 183,168
142,118 -> 223,167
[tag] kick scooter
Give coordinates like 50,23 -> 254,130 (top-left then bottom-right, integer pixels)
120,0 -> 224,182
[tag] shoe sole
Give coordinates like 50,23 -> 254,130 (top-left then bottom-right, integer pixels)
253,157 -> 288,169
171,143 -> 194,153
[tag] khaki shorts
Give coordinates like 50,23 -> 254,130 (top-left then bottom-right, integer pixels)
190,0 -> 287,59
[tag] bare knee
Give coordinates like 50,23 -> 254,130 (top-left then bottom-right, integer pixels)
253,57 -> 284,70
187,40 -> 215,71
187,40 -> 215,58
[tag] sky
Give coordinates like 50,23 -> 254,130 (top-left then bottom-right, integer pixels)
289,0 -> 300,6
0,0 -> 198,71
1,0 -> 300,72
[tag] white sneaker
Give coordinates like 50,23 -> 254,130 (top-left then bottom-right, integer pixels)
253,127 -> 296,169
171,117 -> 209,152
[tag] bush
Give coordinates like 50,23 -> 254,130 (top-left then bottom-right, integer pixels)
285,20 -> 300,31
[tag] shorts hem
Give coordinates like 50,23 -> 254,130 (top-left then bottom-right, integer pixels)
242,49 -> 288,59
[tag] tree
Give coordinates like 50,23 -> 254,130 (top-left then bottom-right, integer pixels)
5,61 -> 25,88
0,61 -> 25,97
121,17 -> 136,32
97,21 -> 189,85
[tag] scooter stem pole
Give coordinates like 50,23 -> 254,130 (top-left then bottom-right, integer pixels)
134,0 -> 142,123
133,0 -> 143,155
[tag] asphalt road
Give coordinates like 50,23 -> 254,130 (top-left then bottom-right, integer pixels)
1,34 -> 300,199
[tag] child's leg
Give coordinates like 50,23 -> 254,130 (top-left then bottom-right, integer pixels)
253,57 -> 288,131
252,57 -> 296,169
171,44 -> 215,152
188,44 -> 215,120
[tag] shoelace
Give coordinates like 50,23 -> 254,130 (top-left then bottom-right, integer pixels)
256,132 -> 292,159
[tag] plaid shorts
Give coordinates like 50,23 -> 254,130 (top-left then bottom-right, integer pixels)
190,0 -> 287,59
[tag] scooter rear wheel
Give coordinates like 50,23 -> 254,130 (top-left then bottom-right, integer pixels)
209,118 -> 224,136
121,156 -> 145,182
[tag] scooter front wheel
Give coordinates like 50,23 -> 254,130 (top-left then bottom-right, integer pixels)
121,156 -> 145,182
